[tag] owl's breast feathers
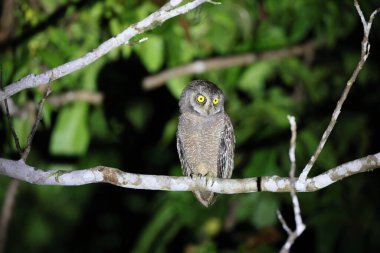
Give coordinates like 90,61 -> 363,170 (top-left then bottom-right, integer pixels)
177,112 -> 229,177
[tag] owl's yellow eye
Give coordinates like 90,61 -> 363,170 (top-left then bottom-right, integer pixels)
213,98 -> 219,105
197,95 -> 205,103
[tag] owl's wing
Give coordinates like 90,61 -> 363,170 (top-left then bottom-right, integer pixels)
218,114 -> 235,179
177,134 -> 192,177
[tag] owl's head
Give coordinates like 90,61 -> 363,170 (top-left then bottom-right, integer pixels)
179,80 -> 225,116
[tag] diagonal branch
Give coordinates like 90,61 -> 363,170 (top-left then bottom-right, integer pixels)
298,1 -> 380,183
21,84 -> 52,160
142,41 -> 315,90
0,152 -> 378,192
0,0 -> 214,102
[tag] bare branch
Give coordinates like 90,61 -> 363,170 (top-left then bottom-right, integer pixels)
1,66 -> 22,155
142,41 -> 315,90
1,90 -> 103,117
299,2 -> 379,183
2,98 -> 22,154
21,84 -> 52,160
0,153 -> 378,192
0,0 -> 213,102
287,117 -> 305,234
47,90 -> 103,107
278,116 -> 305,253
277,211 -> 292,235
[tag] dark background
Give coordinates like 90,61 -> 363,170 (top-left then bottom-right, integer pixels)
1,1 -> 380,252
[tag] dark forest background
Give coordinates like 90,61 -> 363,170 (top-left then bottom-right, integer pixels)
1,0 -> 380,252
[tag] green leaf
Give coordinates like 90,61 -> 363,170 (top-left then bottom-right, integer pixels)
166,76 -> 190,99
12,117 -> 32,149
89,107 -> 109,139
160,117 -> 177,146
50,102 -> 89,156
208,10 -> 237,54
38,48 -> 64,68
109,19 -> 122,36
25,214 -> 52,248
135,35 -> 164,72
42,102 -> 52,128
252,194 -> 279,228
238,61 -> 276,97
81,60 -> 104,90
193,241 -> 217,253
236,194 -> 259,222
244,148 -> 278,177
125,100 -> 153,131
131,205 -> 176,253
255,23 -> 288,49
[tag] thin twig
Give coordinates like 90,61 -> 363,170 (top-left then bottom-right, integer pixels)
288,117 -> 305,234
142,41 -> 315,90
278,116 -> 305,253
1,65 -> 22,154
277,210 -> 291,235
2,99 -> 21,154
21,84 -> 52,160
298,2 -> 379,183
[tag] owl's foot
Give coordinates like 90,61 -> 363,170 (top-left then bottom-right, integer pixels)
204,173 -> 215,188
190,173 -> 202,179
190,173 -> 215,188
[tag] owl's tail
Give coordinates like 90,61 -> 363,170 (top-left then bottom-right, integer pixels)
194,191 -> 217,207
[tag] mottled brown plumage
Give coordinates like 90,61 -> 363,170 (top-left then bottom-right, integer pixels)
177,80 -> 235,207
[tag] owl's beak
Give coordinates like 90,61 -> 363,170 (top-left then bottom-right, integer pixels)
204,103 -> 215,115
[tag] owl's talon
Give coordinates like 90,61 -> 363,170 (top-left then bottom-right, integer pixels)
204,174 -> 215,188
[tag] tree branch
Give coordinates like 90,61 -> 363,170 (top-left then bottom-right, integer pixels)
0,152 -> 378,192
278,116 -> 305,253
0,90 -> 103,117
142,41 -> 315,90
21,83 -> 51,160
298,1 -> 379,183
0,0 -> 214,102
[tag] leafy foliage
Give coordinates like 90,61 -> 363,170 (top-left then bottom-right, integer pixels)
1,0 -> 380,252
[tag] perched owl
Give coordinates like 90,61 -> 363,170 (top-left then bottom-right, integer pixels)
176,80 -> 235,207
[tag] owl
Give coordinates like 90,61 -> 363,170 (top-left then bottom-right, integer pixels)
176,80 -> 235,207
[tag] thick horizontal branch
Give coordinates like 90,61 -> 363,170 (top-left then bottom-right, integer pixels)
0,152 -> 378,193
142,41 -> 315,90
0,0 -> 212,102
